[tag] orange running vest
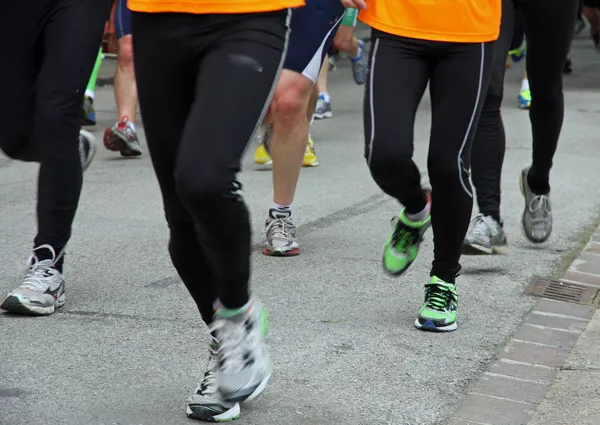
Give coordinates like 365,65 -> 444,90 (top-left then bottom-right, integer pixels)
128,0 -> 304,15
359,0 -> 502,43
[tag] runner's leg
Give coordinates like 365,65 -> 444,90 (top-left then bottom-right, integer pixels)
133,8 -> 289,408
465,0 -> 514,255
104,0 -> 142,156
516,0 -> 578,242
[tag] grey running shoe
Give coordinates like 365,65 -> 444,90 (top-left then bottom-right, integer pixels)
350,40 -> 368,85
79,129 -> 97,172
314,96 -> 332,120
462,214 -> 508,255
519,167 -> 553,243
103,117 -> 142,157
186,336 -> 241,422
262,209 -> 299,256
212,302 -> 271,403
0,245 -> 65,315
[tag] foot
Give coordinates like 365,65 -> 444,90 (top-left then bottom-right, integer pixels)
519,167 -> 552,243
302,135 -> 319,167
350,40 -> 368,85
314,95 -> 332,120
186,336 -> 241,422
509,43 -> 526,63
78,129 -> 97,172
462,214 -> 508,255
212,301 -> 271,403
518,89 -> 531,110
262,209 -> 299,256
254,143 -> 272,167
414,276 -> 458,332
0,245 -> 65,315
103,116 -> 142,157
81,96 -> 97,126
382,192 -> 431,276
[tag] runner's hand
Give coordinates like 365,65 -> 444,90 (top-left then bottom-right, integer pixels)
341,0 -> 366,10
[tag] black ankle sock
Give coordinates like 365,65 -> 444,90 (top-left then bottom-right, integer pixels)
527,169 -> 551,195
34,246 -> 64,273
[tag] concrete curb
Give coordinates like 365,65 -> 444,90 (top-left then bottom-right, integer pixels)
446,226 -> 600,425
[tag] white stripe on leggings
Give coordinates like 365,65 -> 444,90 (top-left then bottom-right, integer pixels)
457,43 -> 486,198
366,38 -> 380,166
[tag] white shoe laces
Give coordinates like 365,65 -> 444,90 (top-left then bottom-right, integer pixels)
21,244 -> 59,291
209,317 -> 249,374
263,218 -> 295,242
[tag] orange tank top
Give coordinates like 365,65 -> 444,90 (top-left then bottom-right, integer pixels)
359,0 -> 501,43
128,0 -> 304,14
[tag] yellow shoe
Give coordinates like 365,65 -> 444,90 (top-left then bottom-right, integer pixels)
302,135 -> 319,167
254,143 -> 272,166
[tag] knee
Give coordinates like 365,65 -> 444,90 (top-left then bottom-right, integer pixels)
366,137 -> 413,180
174,160 -> 236,207
118,36 -> 134,71
427,151 -> 467,184
270,79 -> 311,127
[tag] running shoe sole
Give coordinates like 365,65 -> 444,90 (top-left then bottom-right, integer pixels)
414,319 -> 457,332
186,403 -> 240,422
313,111 -> 332,120
0,293 -> 65,316
79,129 -> 97,172
462,241 -> 508,255
222,370 -> 272,403
261,247 -> 300,257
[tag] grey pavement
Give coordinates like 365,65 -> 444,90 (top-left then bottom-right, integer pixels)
1,37 -> 600,425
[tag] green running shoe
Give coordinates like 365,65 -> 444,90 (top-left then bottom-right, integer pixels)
382,201 -> 431,276
414,276 -> 458,332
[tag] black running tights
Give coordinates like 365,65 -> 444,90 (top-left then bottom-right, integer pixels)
132,11 -> 289,324
365,30 -> 494,283
471,0 -> 578,222
0,0 -> 111,262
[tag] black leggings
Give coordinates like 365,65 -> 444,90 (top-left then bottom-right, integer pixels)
0,0 -> 110,260
132,11 -> 289,324
365,30 -> 494,283
471,0 -> 578,222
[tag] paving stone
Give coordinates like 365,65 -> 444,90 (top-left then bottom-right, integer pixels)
452,394 -> 533,425
533,299 -> 596,320
569,252 -> 600,276
525,312 -> 589,333
488,359 -> 558,384
500,340 -> 571,368
513,323 -> 581,350
471,373 -> 549,405
584,242 -> 600,255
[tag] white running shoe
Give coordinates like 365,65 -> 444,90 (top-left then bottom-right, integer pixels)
211,301 -> 271,403
186,336 -> 241,422
0,245 -> 65,315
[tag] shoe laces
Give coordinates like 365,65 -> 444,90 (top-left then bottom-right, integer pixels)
390,218 -> 421,250
209,316 -> 250,373
22,245 -> 59,291
197,336 -> 220,395
424,282 -> 456,312
263,217 -> 294,241
117,116 -> 135,138
528,194 -> 552,218
469,214 -> 496,239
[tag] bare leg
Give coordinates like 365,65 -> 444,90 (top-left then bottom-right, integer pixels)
114,35 -> 137,122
